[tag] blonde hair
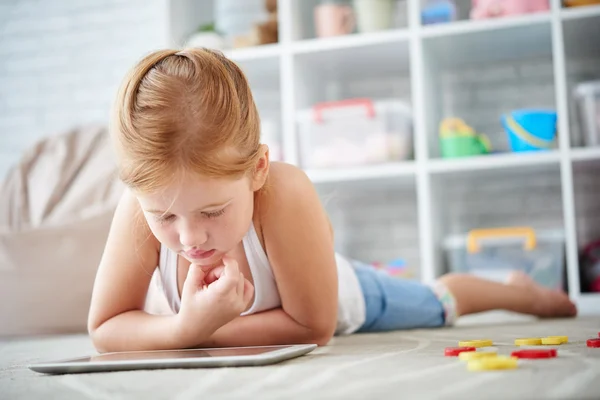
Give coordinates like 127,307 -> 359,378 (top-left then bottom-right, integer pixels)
111,48 -> 262,193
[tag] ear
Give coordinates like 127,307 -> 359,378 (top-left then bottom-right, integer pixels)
251,144 -> 270,192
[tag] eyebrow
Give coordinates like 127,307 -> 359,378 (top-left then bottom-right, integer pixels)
145,199 -> 233,215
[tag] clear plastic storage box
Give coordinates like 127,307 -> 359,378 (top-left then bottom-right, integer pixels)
573,80 -> 600,147
296,98 -> 413,169
442,227 -> 565,290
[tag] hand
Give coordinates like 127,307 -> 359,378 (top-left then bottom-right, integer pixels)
176,256 -> 254,343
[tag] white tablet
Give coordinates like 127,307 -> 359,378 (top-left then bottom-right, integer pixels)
28,344 -> 317,374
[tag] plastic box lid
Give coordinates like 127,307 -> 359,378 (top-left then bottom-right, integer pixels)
442,229 -> 565,250
296,99 -> 412,122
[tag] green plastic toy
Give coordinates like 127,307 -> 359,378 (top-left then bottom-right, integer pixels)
439,118 -> 491,158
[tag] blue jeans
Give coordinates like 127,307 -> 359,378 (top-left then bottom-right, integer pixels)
352,262 -> 447,332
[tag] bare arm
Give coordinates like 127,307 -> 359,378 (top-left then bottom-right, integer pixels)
198,164 -> 338,347
198,308 -> 326,348
87,190 -> 213,352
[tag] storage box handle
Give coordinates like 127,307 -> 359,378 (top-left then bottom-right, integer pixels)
312,98 -> 376,124
467,227 -> 537,254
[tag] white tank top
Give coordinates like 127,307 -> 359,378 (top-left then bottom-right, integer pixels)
156,223 -> 366,335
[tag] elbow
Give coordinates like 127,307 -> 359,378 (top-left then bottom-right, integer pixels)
88,325 -> 107,354
310,320 -> 336,346
87,318 -> 111,354
314,334 -> 333,346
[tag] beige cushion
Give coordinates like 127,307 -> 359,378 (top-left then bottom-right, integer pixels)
0,125 -> 124,336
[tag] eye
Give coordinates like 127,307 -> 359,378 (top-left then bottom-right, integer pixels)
155,214 -> 176,224
203,209 -> 225,219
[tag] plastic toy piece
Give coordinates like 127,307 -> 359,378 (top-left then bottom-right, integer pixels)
587,338 -> 600,348
546,336 -> 568,344
459,351 -> 497,361
439,118 -> 491,159
445,347 -> 476,357
511,349 -> 557,359
515,338 -> 542,346
541,337 -> 564,345
459,339 -> 493,348
467,356 -> 518,372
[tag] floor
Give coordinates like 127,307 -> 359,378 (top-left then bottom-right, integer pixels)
1,314 -> 599,399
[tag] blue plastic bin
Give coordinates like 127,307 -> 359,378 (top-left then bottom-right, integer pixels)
502,109 -> 557,152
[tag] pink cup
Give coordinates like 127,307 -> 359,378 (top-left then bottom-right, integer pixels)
471,0 -> 549,19
314,4 -> 355,37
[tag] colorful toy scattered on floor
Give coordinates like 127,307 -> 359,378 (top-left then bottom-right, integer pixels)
444,333 -> 600,371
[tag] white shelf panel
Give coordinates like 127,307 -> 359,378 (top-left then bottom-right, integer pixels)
421,14 -> 552,66
420,12 -> 552,39
306,162 -> 417,184
292,29 -> 411,55
570,147 -> 600,162
561,4 -> 600,20
428,151 -> 561,174
224,44 -> 282,63
577,293 -> 600,316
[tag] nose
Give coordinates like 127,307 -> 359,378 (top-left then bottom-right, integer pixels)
178,218 -> 208,249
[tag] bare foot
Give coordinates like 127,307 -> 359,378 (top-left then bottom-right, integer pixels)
507,271 -> 577,318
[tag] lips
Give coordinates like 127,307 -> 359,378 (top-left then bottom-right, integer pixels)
185,249 -> 215,260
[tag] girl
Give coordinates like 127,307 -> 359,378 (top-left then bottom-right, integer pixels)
88,48 -> 576,353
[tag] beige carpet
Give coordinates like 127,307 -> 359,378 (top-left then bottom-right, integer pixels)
1,315 -> 599,399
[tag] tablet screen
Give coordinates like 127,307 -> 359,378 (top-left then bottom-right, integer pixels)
69,346 -> 293,363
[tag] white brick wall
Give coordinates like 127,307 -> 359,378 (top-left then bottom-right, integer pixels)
440,56 -> 557,154
0,0 -> 166,178
318,182 -> 421,278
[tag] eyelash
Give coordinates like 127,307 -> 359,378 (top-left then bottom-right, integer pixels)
203,209 -> 226,219
155,209 -> 226,224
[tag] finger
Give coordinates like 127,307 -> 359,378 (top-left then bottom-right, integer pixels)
237,272 -> 245,296
205,266 -> 225,285
182,264 -> 206,297
222,256 -> 239,278
213,266 -> 238,294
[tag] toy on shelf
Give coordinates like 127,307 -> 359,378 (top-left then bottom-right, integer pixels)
371,259 -> 413,279
296,98 -> 413,169
421,0 -> 457,25
580,240 -> 600,292
314,0 -> 356,38
563,0 -> 600,7
501,109 -> 557,153
443,227 -> 565,290
353,0 -> 396,33
470,0 -> 549,20
439,118 -> 491,158
233,0 -> 278,48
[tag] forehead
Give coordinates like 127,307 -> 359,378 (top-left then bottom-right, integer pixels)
136,172 -> 247,210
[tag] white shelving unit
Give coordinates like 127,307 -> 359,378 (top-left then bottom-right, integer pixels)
166,0 -> 600,315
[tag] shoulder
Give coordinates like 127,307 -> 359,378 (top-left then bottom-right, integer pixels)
112,188 -> 160,253
256,161 -> 333,252
257,162 -> 326,227
263,162 -> 314,204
